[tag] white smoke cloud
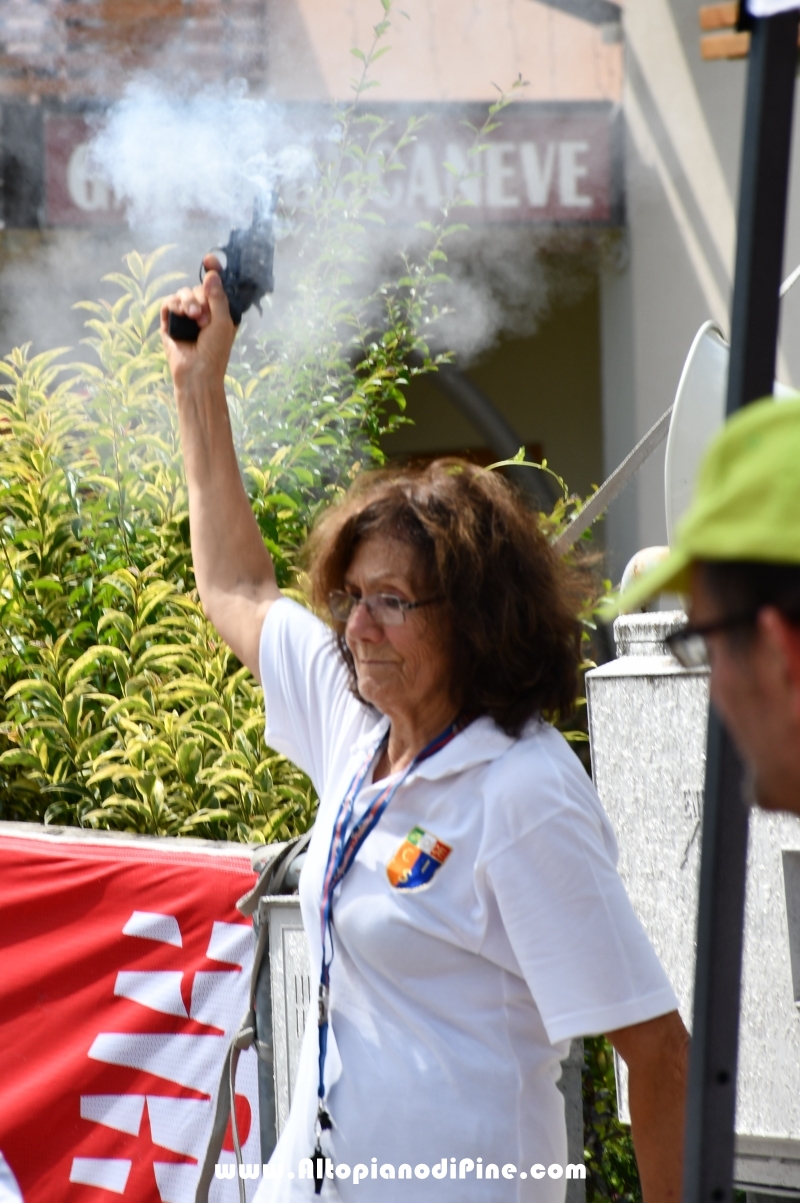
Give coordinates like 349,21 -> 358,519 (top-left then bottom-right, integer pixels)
0,74 -> 611,374
87,80 -> 317,236
85,78 -> 600,363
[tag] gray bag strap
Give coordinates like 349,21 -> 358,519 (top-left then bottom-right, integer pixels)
194,1000 -> 261,1202
194,832 -> 312,1203
237,831 -> 312,917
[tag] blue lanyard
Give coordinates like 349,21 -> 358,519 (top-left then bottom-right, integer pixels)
311,720 -> 463,1183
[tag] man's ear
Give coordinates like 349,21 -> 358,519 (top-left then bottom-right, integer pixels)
759,608 -> 800,721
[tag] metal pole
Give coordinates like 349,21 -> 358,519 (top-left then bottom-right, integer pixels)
726,12 -> 799,417
683,11 -> 799,1203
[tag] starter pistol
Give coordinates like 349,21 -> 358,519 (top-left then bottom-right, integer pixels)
167,197 -> 275,342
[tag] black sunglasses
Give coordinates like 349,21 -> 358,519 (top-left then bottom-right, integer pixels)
664,612 -> 758,668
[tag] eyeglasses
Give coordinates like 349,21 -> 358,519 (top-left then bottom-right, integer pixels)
665,612 -> 757,668
327,590 -> 443,626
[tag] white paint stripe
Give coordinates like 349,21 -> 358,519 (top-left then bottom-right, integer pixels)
114,971 -> 188,1018
88,1033 -> 224,1094
122,911 -> 182,947
749,0 -> 799,16
79,1094 -> 144,1135
190,971 -> 246,1031
205,920 -> 252,967
0,823 -> 253,859
0,1152 -> 23,1203
153,1162 -> 201,1203
69,1158 -> 132,1193
147,1096 -> 209,1156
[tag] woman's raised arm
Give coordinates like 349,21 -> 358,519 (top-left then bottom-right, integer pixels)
160,261 -> 282,680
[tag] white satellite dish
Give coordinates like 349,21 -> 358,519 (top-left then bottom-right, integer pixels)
664,321 -> 728,545
664,322 -> 797,545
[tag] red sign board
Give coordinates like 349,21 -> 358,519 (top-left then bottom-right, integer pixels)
45,114 -> 124,227
44,103 -> 618,228
371,103 -> 615,225
0,828 -> 259,1202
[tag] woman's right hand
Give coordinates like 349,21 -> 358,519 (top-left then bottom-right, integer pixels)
160,256 -> 237,396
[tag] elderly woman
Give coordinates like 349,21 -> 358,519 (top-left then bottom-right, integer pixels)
162,270 -> 688,1203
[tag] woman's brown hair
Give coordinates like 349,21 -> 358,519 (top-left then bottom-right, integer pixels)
304,459 -> 583,737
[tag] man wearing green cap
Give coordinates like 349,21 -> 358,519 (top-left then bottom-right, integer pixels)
620,396 -> 800,815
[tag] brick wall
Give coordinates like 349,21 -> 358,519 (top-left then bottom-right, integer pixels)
0,0 -> 268,101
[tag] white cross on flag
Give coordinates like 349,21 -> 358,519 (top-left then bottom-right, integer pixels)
0,828 -> 261,1201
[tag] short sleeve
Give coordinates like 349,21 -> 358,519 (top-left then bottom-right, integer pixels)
485,801 -> 678,1045
259,598 -> 371,791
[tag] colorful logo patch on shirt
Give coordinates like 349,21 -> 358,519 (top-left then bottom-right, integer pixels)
386,826 -> 452,891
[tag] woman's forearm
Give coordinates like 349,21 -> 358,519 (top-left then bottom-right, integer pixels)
176,378 -> 277,593
627,1042 -> 686,1203
607,1012 -> 689,1203
163,268 -> 280,677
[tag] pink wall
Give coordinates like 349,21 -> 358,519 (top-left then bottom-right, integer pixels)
266,0 -> 623,104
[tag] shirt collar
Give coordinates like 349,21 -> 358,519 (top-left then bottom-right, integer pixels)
409,715 -> 515,781
349,712 -> 520,782
351,713 -> 390,755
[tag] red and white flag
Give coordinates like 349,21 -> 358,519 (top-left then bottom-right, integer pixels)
0,826 -> 262,1202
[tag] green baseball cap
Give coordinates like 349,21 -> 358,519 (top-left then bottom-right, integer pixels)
618,395 -> 800,612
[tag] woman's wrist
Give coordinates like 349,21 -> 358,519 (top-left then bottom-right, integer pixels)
173,373 -> 227,412
174,377 -> 237,481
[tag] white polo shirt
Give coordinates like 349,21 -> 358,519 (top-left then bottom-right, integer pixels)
254,599 -> 677,1203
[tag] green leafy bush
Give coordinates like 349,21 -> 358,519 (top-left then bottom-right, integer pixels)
583,1036 -> 641,1203
0,259 -> 316,842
